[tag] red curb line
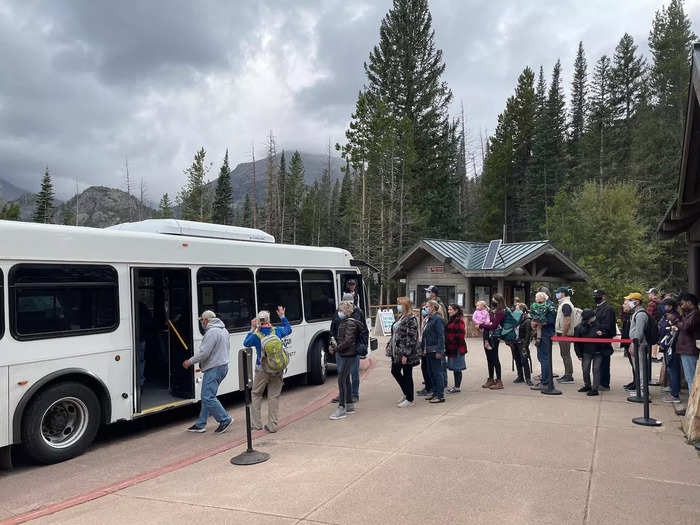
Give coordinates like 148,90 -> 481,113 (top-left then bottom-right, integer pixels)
1,357 -> 376,525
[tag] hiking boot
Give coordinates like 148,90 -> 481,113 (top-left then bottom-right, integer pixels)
557,375 -> 574,383
482,378 -> 495,388
489,380 -> 504,390
578,386 -> 591,393
214,419 -> 232,434
513,377 -> 525,384
345,404 -> 356,414
663,393 -> 680,403
397,399 -> 414,408
587,390 -> 599,396
329,408 -> 346,420
187,424 -> 206,433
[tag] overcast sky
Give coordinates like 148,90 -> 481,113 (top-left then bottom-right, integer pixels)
1,0 -> 699,199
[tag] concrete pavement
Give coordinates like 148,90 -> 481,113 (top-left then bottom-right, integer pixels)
6,339 -> 700,524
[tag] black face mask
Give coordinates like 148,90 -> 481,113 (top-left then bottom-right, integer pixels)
594,296 -> 603,304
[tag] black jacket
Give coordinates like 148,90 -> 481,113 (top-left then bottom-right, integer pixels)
574,321 -> 604,357
337,318 -> 362,357
594,301 -> 616,356
330,307 -> 366,340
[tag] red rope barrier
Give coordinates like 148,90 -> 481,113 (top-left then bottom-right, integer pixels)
552,336 -> 632,344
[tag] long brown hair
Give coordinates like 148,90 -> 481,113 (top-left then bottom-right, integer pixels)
491,293 -> 506,311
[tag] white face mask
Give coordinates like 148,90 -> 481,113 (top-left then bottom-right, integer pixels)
627,300 -> 637,309
397,305 -> 403,313
425,292 -> 431,299
555,293 -> 562,300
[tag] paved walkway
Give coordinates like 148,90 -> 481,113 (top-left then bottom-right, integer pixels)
10,339 -> 700,524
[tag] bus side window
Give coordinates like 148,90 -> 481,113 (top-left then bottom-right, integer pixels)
256,269 -> 303,325
0,268 -> 4,339
9,264 -> 119,340
302,270 -> 335,322
197,268 -> 255,333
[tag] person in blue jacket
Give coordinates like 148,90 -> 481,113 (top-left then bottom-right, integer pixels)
244,306 -> 292,433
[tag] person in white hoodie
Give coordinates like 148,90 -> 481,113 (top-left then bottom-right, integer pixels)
183,310 -> 232,434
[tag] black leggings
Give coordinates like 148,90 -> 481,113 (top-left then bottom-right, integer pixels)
391,362 -> 415,402
453,370 -> 463,388
486,337 -> 502,380
511,341 -> 531,380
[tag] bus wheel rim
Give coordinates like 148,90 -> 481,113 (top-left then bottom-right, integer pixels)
40,396 -> 89,449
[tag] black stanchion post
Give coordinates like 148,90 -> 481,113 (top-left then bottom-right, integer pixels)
542,336 -> 561,396
633,341 -> 662,427
231,348 -> 270,465
627,339 -> 644,403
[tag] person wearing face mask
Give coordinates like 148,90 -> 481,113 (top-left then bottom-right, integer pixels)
387,296 -> 420,407
445,304 -> 467,393
593,290 -> 616,391
479,294 -> 507,390
329,301 -> 363,419
424,285 -> 447,326
620,300 -> 636,391
673,293 -> 699,395
421,300 -> 446,403
574,309 -> 604,396
330,293 -> 367,404
626,292 -> 650,397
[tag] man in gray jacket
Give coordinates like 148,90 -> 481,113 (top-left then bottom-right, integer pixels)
627,292 -> 649,397
183,310 -> 232,434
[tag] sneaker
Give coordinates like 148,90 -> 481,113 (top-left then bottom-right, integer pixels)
331,396 -> 340,403
663,393 -> 680,403
345,404 -> 356,414
264,424 -> 277,433
397,395 -> 406,404
447,387 -> 461,394
578,386 -> 591,393
557,375 -> 575,383
598,385 -> 610,391
489,380 -> 504,390
482,378 -> 495,388
587,390 -> 599,396
329,408 -> 346,420
398,399 -> 414,408
187,424 -> 206,433
513,377 -> 525,384
214,419 -> 232,434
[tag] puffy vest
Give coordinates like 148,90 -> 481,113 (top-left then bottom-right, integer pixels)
555,297 -> 575,336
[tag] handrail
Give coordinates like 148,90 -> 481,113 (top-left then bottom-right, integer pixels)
168,319 -> 189,351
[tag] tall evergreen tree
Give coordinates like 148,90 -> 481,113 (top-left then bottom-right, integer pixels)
32,167 -> 55,223
278,150 -> 288,243
544,60 -> 568,193
0,202 -> 20,221
158,193 -> 174,219
586,55 -> 614,184
610,33 -> 646,178
178,148 -> 211,222
211,149 -> 233,225
263,131 -> 280,236
569,42 -> 588,176
286,151 -> 305,244
524,66 -> 549,235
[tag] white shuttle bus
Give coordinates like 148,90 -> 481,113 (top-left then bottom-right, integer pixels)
0,219 -> 376,465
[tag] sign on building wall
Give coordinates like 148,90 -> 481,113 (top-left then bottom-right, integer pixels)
427,265 -> 444,273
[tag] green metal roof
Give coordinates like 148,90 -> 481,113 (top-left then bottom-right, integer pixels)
423,238 -> 549,271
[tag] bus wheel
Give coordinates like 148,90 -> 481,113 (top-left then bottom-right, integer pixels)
307,338 -> 327,385
21,382 -> 101,464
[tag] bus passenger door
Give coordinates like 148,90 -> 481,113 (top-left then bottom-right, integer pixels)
132,268 -> 195,414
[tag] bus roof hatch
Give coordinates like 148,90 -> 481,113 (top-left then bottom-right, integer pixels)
107,219 -> 275,243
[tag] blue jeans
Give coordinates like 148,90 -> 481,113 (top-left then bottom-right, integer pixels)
667,353 -> 681,397
336,355 -> 360,398
681,354 -> 698,392
195,364 -> 231,428
427,352 -> 445,398
537,336 -> 551,386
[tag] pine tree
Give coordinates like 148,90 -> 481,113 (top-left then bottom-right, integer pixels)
286,151 -> 305,244
263,131 -> 280,237
524,66 -> 549,236
212,149 -> 233,225
569,42 -> 588,176
0,202 -> 20,220
610,33 -> 646,178
158,193 -> 174,219
32,167 -> 55,223
587,55 -> 614,184
329,179 -> 341,246
278,150 -> 288,243
242,193 -> 252,228
511,67 -> 537,240
544,60 -> 567,193
178,148 -> 211,222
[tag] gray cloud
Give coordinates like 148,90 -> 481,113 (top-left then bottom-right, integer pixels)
0,0 -> 698,199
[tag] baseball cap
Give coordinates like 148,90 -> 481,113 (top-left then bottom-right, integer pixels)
593,289 -> 606,297
624,292 -> 643,301
425,285 -> 439,295
646,287 -> 659,295
554,286 -> 569,294
198,310 -> 216,320
581,308 -> 595,321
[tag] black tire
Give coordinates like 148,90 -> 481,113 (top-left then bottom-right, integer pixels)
307,338 -> 327,385
21,381 -> 101,465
